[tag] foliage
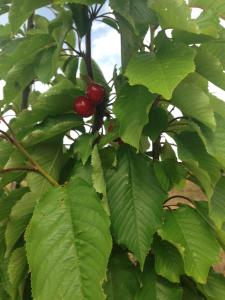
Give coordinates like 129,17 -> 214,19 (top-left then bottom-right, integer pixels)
0,0 -> 225,299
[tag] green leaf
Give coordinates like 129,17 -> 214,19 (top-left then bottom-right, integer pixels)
194,9 -> 220,38
0,141 -> 14,168
13,79 -> 82,128
74,134 -> 96,165
152,236 -> 184,283
113,84 -> 155,149
50,9 -> 73,55
9,0 -> 50,32
7,247 -> 28,300
21,114 -> 83,147
91,145 -> 106,196
106,146 -> 166,268
102,18 -> 119,32
199,113 -> 225,169
195,47 -> 225,91
158,206 -> 220,283
116,14 -> 140,71
189,0 -> 225,19
0,188 -> 28,223
68,4 -> 90,38
171,81 -> 216,130
26,141 -> 63,194
198,269 -> 225,300
175,132 -> 221,186
144,106 -> 168,142
110,0 -> 154,35
183,160 -> 213,198
104,250 -> 140,300
5,193 -> 37,255
153,161 -> 170,192
26,178 -> 112,300
4,56 -> 36,103
125,43 -> 196,99
150,0 -> 198,33
135,260 -> 183,300
162,159 -> 187,189
80,58 -> 109,92
35,46 -> 58,83
63,56 -> 79,83
209,176 -> 225,229
202,42 -> 225,69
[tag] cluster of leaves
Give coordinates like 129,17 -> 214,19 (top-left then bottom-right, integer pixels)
0,0 -> 225,299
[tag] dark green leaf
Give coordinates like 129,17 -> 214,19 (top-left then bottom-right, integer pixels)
106,146 -> 166,268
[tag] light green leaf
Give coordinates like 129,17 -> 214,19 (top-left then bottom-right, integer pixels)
74,134 -> 95,165
200,113 -> 225,169
150,0 -> 198,33
35,46 -> 58,83
4,56 -> 36,103
116,14 -> 140,71
26,141 -> 63,194
125,43 -> 196,99
80,58 -> 109,92
209,176 -> 225,229
10,0 -> 50,32
7,247 -> 27,300
110,0 -> 154,35
171,81 -> 216,129
189,0 -> 225,19
0,188 -> 28,223
195,47 -> 225,91
175,132 -> 221,186
158,206 -> 220,284
21,114 -> 83,147
135,260 -> 183,300
91,145 -> 106,196
13,79 -> 82,128
152,236 -> 184,283
5,193 -> 37,255
104,251 -> 140,300
106,146 -> 166,268
198,269 -> 225,300
195,9 -> 220,38
26,178 -> 112,300
113,84 -> 155,149
0,141 -> 14,168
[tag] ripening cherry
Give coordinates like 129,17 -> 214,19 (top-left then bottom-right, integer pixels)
86,82 -> 105,104
73,96 -> 96,117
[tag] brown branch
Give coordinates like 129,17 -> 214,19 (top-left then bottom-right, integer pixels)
164,195 -> 195,206
0,121 -> 59,187
0,167 -> 38,174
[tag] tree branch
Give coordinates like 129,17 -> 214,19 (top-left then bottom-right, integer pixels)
0,120 -> 59,187
0,167 -> 38,174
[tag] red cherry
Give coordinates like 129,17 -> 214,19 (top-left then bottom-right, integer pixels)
73,96 -> 96,117
86,83 -> 105,104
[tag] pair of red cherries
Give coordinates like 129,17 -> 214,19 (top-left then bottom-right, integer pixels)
73,82 -> 105,117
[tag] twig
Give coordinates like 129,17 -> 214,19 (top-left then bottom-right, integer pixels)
0,167 -> 38,174
0,120 -> 59,187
